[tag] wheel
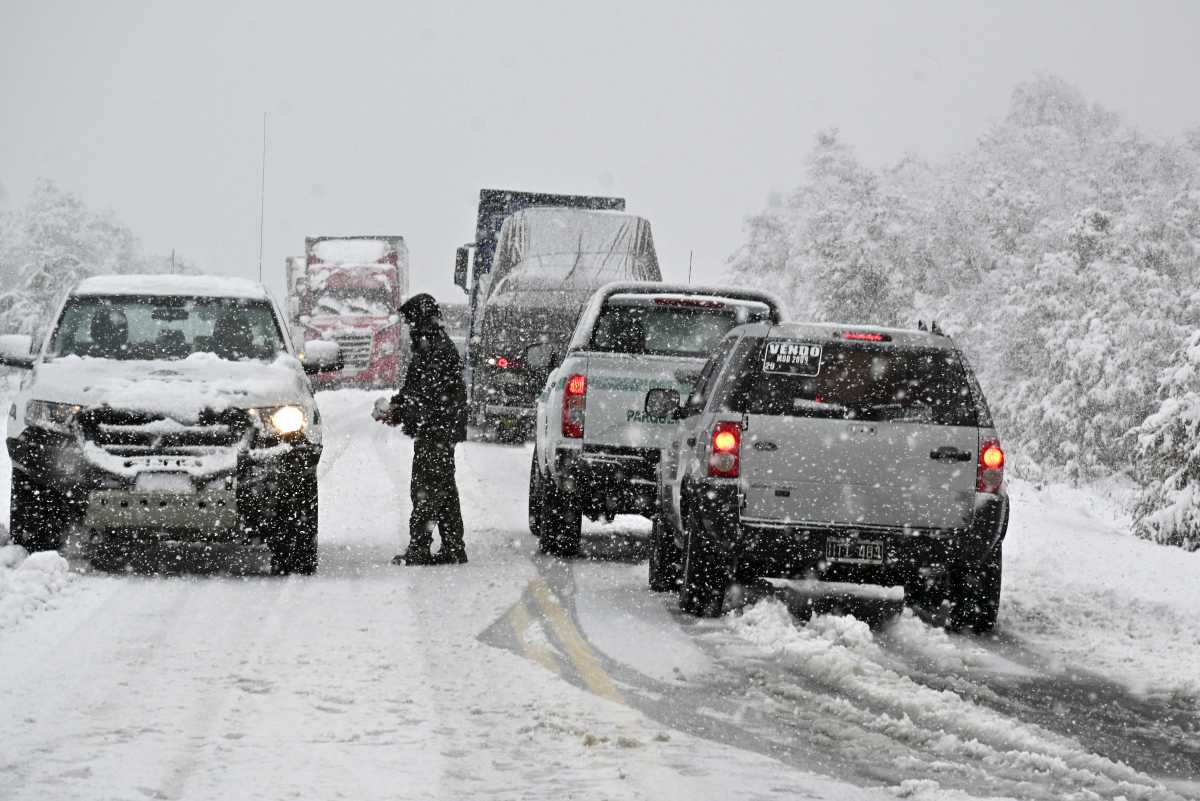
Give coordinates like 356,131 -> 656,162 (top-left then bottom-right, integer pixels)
528,451 -> 544,538
538,478 -> 582,557
947,544 -> 1002,633
678,507 -> 730,617
9,473 -> 65,553
270,470 -> 319,575
647,516 -> 682,592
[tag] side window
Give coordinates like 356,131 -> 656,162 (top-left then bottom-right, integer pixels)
958,352 -> 995,428
684,335 -> 740,413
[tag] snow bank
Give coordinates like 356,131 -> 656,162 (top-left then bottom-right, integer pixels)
728,599 -> 1175,799
0,546 -> 73,630
1002,478 -> 1200,698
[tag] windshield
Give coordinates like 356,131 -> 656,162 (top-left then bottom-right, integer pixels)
720,338 -> 980,426
313,286 -> 393,317
589,301 -> 767,358
49,296 -> 286,362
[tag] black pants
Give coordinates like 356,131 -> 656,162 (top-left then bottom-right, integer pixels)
409,438 -> 465,555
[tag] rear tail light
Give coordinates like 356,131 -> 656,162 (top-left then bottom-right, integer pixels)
708,421 -> 742,478
977,436 -> 1005,493
562,373 -> 587,438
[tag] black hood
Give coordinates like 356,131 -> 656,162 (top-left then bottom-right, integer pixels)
400,293 -> 441,325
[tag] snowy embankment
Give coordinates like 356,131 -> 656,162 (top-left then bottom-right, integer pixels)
730,477 -> 1200,700
1001,478 -> 1200,699
0,374 -> 76,629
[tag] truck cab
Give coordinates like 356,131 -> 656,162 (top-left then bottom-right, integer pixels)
528,282 -> 785,556
290,236 -> 409,389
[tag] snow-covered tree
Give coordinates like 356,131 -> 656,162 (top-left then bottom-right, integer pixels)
728,74 -> 1200,493
0,179 -> 195,335
1133,325 -> 1200,550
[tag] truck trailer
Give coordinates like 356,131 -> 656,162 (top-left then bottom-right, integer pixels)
453,189 -> 659,440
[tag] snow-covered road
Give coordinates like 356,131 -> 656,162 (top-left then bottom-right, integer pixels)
1,390 -> 1198,801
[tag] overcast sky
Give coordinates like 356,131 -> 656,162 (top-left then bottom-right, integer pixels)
3,1 -> 1199,301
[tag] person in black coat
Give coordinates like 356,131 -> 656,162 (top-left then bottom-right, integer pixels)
377,293 -> 469,565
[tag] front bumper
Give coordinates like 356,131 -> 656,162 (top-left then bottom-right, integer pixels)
7,428 -> 320,539
685,479 -> 1009,586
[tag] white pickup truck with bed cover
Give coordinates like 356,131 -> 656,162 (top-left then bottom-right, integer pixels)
0,275 -> 344,574
527,281 -> 785,556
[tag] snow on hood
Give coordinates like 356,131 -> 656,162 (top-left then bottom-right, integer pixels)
30,353 -> 311,421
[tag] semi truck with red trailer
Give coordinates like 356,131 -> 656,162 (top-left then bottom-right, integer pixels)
287,236 -> 409,389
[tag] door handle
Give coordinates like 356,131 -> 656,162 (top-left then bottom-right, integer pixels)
929,446 -> 972,462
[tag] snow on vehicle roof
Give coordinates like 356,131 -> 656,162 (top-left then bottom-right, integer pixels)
73,275 -> 271,301
745,320 -> 954,348
311,239 -> 395,264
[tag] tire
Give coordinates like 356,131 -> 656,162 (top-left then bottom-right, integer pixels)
647,516 -> 682,592
528,451 -> 544,539
948,544 -> 1002,633
271,470 -> 319,575
678,508 -> 730,617
538,478 -> 582,558
9,473 -> 65,553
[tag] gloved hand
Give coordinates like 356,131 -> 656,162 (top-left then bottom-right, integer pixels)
372,395 -> 403,426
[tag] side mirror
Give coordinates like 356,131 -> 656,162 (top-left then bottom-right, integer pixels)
302,340 -> 344,375
0,334 -> 35,369
522,342 -> 559,371
454,247 -> 471,293
644,388 -> 681,419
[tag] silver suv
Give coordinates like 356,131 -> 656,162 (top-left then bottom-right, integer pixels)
646,322 -> 1009,631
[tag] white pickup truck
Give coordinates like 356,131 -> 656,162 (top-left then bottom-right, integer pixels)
527,282 -> 785,556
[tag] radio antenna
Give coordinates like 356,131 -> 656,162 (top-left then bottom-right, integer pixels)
257,111 -> 268,283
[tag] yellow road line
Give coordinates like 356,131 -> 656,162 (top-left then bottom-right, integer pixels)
506,597 -> 562,676
528,577 -> 625,705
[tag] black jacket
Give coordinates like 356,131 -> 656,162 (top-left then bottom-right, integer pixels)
392,321 -> 468,442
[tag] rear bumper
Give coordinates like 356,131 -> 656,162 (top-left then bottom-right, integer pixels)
554,445 -> 659,518
686,479 -> 1009,585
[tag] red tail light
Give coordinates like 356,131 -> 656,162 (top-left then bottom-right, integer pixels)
977,436 -> 1005,493
708,421 -> 742,478
562,374 -> 587,438
496,356 -> 510,369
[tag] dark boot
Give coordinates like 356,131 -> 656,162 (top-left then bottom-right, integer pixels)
431,548 -> 468,565
393,546 -> 434,566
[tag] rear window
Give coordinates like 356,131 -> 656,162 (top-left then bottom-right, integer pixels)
588,300 -> 767,358
718,338 -> 982,427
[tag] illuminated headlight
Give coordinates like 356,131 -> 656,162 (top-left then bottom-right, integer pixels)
269,405 -> 306,434
26,400 -> 82,433
252,405 -> 307,435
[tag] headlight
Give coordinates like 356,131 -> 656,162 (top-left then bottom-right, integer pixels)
268,405 -> 306,435
26,400 -> 82,433
251,405 -> 307,436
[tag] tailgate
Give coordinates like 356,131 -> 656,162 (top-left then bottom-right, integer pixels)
582,353 -> 700,451
742,416 -> 977,529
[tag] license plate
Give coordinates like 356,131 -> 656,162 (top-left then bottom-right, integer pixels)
825,538 -> 885,565
134,472 -> 195,494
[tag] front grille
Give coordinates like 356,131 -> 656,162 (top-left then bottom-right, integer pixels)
332,334 -> 373,370
77,408 -> 250,457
